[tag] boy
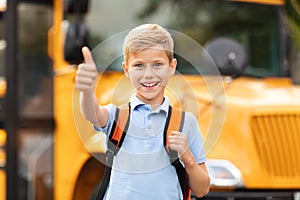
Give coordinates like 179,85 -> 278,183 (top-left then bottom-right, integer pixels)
75,24 -> 210,199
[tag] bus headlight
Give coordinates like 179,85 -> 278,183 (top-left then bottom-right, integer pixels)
206,159 -> 244,188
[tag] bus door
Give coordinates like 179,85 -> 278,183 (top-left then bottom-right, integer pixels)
3,0 -> 53,199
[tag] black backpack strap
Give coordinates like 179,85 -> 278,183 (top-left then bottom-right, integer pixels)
164,106 -> 190,200
96,104 -> 130,200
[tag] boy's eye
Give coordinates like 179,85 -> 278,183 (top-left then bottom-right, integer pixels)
134,64 -> 144,69
153,63 -> 163,68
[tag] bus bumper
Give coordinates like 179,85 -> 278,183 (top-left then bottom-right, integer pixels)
195,190 -> 300,200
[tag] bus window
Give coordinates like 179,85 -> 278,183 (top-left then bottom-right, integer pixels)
17,3 -> 53,200
83,0 -> 284,77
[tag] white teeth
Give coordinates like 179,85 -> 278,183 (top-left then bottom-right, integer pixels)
143,82 -> 157,87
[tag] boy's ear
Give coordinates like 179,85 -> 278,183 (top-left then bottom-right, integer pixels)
122,62 -> 129,78
169,58 -> 177,76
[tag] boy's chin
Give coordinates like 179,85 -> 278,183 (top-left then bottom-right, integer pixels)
137,93 -> 164,104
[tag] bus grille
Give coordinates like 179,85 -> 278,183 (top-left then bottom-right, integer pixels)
250,111 -> 300,178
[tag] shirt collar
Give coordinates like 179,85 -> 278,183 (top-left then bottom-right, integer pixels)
130,94 -> 170,114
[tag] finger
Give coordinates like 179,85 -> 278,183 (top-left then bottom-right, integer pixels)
169,143 -> 177,151
76,76 -> 95,85
76,83 -> 93,92
170,131 -> 179,136
169,138 -> 184,146
169,131 -> 183,139
169,144 -> 183,154
77,64 -> 97,75
82,46 -> 95,66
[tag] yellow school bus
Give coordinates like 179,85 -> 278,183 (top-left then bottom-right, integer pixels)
1,0 -> 300,199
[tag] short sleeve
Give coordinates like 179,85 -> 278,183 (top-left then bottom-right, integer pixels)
93,103 -> 117,136
182,111 -> 206,164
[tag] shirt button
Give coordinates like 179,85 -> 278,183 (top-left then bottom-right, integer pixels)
147,125 -> 151,129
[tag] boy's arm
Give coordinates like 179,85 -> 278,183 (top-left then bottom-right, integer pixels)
76,47 -> 109,128
168,132 -> 210,198
180,148 -> 210,198
79,92 -> 108,128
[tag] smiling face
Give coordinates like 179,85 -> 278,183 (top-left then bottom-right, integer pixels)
122,47 -> 177,105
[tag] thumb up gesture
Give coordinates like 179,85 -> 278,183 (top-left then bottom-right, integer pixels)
75,46 -> 98,94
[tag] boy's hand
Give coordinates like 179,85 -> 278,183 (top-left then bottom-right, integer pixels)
168,131 -> 194,165
75,46 -> 98,94
168,131 -> 192,163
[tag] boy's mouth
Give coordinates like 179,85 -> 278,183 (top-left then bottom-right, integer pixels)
141,82 -> 159,88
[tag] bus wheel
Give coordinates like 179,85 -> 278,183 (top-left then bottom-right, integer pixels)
89,180 -> 102,200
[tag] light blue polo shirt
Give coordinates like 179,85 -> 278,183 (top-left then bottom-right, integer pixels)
94,95 -> 206,200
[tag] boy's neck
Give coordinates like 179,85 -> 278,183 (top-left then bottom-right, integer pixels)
135,95 -> 165,110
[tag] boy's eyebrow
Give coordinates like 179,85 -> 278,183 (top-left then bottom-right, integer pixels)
130,60 -> 166,66
129,59 -> 143,65
152,59 -> 166,64
130,58 -> 167,63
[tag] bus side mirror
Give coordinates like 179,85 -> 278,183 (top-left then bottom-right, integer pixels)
63,0 -> 89,64
64,21 -> 88,65
204,37 -> 248,77
64,0 -> 89,14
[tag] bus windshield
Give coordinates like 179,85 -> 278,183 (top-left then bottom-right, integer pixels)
82,0 -> 284,77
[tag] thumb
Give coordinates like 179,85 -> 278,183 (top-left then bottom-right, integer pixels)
82,46 -> 95,65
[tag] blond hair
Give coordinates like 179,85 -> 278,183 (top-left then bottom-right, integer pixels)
123,24 -> 174,64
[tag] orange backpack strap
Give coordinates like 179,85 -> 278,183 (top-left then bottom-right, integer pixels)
164,106 -> 185,162
108,104 -> 130,149
96,104 -> 130,200
163,106 -> 191,200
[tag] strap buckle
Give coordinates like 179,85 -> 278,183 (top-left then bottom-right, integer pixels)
105,148 -> 115,167
169,149 -> 180,165
105,140 -> 118,167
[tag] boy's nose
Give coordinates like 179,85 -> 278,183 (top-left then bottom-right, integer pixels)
144,65 -> 154,78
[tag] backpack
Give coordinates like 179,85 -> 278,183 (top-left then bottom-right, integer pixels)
96,104 -> 191,200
